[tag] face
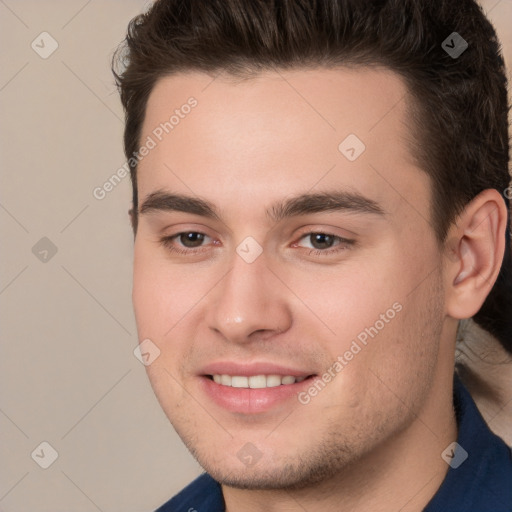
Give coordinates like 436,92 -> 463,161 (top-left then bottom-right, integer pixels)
132,67 -> 448,489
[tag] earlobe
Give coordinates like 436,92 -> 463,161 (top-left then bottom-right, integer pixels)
445,190 -> 507,320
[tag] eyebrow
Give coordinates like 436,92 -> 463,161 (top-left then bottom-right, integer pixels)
139,189 -> 385,222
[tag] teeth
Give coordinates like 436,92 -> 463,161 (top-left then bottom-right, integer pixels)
220,374 -> 232,386
231,376 -> 249,388
266,375 -> 282,387
248,375 -> 267,388
212,374 -> 306,388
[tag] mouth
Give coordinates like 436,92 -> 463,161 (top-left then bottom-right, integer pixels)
198,366 -> 317,414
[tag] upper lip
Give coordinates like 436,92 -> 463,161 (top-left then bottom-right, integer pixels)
200,362 -> 315,377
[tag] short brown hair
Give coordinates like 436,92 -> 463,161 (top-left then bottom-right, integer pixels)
113,0 -> 511,351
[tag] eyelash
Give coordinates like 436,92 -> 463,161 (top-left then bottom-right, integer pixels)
159,231 -> 354,257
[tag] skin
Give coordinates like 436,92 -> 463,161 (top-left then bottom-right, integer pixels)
131,68 -> 507,512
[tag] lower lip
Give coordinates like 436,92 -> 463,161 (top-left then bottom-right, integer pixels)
199,376 -> 314,414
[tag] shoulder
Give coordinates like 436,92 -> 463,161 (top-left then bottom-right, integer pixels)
155,473 -> 224,512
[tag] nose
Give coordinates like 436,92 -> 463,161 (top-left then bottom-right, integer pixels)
205,251 -> 292,344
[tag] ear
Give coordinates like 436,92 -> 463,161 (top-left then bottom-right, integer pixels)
444,189 -> 508,320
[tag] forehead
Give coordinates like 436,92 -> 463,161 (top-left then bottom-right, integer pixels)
137,67 -> 430,227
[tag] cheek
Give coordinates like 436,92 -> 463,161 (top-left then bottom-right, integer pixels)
132,247 -> 195,405
132,242 -> 204,337
283,254 -> 402,346
132,245 -> 164,335
292,243 -> 437,378
131,246 -> 188,358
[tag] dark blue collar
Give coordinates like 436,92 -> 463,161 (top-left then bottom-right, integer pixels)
424,374 -> 512,511
158,374 -> 512,512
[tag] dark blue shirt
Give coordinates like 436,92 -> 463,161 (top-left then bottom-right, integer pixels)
156,375 -> 512,511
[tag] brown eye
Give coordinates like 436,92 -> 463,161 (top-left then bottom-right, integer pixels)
309,233 -> 336,250
294,231 -> 355,257
179,232 -> 206,248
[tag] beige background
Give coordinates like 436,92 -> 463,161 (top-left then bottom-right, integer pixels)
0,1 -> 510,511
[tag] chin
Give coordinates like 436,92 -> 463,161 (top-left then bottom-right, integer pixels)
208,462 -> 346,491
191,441 -> 356,492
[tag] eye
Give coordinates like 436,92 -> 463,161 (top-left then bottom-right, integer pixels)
294,232 -> 354,256
302,233 -> 338,250
159,231 -> 214,255
177,232 -> 208,248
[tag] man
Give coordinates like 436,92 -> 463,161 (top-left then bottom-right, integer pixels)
113,0 -> 512,510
